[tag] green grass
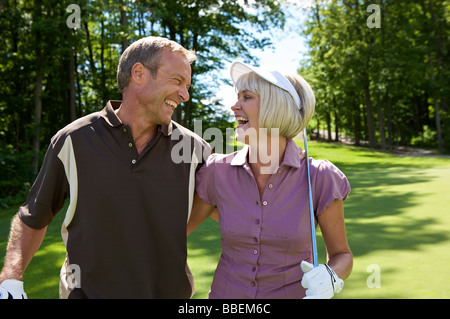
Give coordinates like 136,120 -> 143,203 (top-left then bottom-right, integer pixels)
1,140 -> 450,298
0,203 -> 66,298
303,141 -> 450,299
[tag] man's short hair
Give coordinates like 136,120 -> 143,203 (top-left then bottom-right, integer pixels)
117,36 -> 197,93
235,72 -> 315,139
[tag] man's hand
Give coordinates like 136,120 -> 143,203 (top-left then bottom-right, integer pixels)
0,280 -> 27,299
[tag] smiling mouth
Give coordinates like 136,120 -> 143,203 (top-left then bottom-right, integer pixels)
236,117 -> 249,125
165,99 -> 178,110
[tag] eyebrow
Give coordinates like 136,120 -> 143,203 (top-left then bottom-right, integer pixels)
238,90 -> 254,96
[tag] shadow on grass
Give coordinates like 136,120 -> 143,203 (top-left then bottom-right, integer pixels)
336,163 -> 449,258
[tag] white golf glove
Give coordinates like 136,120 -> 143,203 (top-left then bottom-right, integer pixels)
0,280 -> 27,299
300,261 -> 343,299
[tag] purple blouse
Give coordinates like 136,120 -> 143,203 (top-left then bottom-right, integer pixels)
195,139 -> 351,299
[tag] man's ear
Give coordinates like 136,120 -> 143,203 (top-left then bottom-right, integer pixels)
130,62 -> 146,85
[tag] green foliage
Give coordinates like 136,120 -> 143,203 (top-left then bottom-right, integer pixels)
301,0 -> 449,153
0,142 -> 33,207
0,0 -> 285,200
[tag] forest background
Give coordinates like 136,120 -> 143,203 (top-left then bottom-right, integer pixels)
0,0 -> 449,205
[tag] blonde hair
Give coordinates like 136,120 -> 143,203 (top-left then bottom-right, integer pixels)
235,72 -> 315,139
117,36 -> 197,93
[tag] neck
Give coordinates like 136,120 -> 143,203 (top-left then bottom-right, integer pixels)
116,97 -> 158,154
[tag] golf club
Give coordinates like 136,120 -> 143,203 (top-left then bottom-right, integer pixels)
303,127 -> 318,267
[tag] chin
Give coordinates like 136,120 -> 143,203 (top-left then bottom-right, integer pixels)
162,113 -> 173,125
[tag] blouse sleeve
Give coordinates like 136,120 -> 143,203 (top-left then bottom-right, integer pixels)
311,159 -> 351,216
195,153 -> 218,206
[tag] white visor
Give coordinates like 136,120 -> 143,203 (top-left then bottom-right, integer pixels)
230,61 -> 302,110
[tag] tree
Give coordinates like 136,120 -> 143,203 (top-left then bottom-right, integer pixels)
0,0 -> 286,200
301,0 -> 449,152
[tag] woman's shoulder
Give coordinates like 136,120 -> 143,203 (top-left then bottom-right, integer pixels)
307,158 -> 347,178
205,152 -> 238,164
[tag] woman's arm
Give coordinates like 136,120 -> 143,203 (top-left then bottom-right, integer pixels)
317,199 -> 353,280
187,192 -> 216,235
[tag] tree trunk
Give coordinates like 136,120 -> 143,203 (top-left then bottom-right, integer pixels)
428,0 -> 443,153
353,99 -> 361,146
385,92 -> 392,150
333,97 -> 339,142
32,0 -> 43,176
69,46 -> 76,122
377,94 -> 386,149
120,3 -> 129,53
32,72 -> 43,176
326,111 -> 332,141
364,81 -> 377,148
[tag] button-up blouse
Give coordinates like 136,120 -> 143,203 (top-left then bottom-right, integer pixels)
195,139 -> 351,299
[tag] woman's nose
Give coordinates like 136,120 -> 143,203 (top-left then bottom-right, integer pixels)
231,100 -> 241,111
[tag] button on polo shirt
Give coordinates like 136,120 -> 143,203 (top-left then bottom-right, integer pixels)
18,100 -> 210,298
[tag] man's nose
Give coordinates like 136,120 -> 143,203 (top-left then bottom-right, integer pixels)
179,87 -> 190,102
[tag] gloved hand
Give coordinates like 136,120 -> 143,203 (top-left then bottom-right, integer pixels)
0,279 -> 27,299
300,261 -> 343,299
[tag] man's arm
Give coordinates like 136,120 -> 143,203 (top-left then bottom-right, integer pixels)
187,193 -> 215,235
0,214 -> 47,283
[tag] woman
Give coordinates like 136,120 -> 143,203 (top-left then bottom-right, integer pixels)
187,62 -> 352,299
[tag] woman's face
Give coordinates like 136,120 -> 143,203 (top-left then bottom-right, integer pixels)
231,90 -> 260,144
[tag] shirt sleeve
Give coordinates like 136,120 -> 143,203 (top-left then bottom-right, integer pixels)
18,136 -> 70,229
311,159 -> 351,216
195,153 -> 218,206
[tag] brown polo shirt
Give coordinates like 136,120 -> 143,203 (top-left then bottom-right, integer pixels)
18,100 -> 210,298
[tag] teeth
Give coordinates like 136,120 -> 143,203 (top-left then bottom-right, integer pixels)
236,117 -> 248,123
165,100 -> 178,109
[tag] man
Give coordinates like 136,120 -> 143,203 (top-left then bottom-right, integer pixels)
0,36 -> 210,299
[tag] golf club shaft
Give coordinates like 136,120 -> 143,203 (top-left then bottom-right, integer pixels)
304,127 -> 318,267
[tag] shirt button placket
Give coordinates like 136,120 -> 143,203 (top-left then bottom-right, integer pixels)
122,125 -> 137,168
252,207 -> 262,297
251,247 -> 259,297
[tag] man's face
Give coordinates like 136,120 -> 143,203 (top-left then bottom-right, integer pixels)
137,49 -> 192,126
